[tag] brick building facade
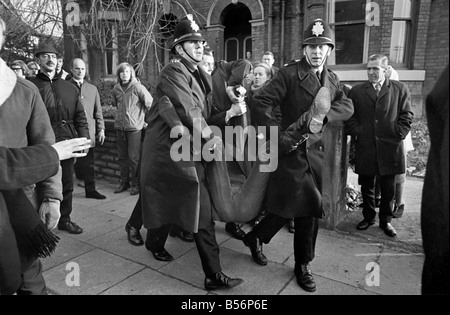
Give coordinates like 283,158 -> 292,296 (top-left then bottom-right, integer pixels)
63,0 -> 449,118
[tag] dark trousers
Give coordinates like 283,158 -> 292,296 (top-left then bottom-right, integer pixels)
145,222 -> 221,278
249,212 -> 319,265
128,195 -> 144,230
74,148 -> 96,193
116,130 -> 142,187
359,174 -> 395,224
144,161 -> 222,279
60,158 -> 75,223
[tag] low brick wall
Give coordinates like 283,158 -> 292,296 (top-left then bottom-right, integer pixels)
94,120 -> 121,183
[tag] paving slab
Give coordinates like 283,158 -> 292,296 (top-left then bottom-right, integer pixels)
88,226 -> 197,270
101,268 -> 207,295
280,274 -> 377,295
42,235 -> 96,271
38,175 -> 426,295
62,204 -> 126,242
44,249 -> 144,295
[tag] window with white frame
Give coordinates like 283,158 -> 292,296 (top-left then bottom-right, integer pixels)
327,0 -> 370,66
103,22 -> 119,76
389,0 -> 413,65
327,0 -> 415,67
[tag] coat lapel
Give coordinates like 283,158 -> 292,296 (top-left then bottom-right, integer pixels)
364,82 -> 378,103
298,59 -> 320,98
378,79 -> 390,101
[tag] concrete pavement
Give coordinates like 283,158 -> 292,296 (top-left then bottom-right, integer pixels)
42,169 -> 425,295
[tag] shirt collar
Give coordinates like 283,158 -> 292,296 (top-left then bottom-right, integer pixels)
373,77 -> 385,88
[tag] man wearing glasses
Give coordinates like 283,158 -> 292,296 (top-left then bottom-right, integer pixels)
28,45 -> 90,235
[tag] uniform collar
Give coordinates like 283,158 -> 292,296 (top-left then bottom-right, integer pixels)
180,57 -> 198,73
298,57 -> 327,80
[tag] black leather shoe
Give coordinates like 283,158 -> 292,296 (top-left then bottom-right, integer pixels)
86,190 -> 107,200
225,222 -> 246,240
243,234 -> 268,266
147,247 -> 174,262
114,183 -> 130,194
170,229 -> 194,242
380,223 -> 397,237
392,204 -> 405,218
356,220 -> 375,231
58,221 -> 83,234
295,263 -> 316,292
125,223 -> 144,246
204,272 -> 244,291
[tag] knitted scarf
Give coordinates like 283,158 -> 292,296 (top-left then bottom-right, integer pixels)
0,190 -> 59,295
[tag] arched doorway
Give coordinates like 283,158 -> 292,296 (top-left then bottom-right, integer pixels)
221,3 -> 252,61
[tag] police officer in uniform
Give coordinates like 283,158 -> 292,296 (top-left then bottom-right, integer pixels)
139,15 -> 244,291
242,19 -> 354,292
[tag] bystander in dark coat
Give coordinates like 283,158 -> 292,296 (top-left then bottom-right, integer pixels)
28,45 -> 89,235
421,65 -> 449,295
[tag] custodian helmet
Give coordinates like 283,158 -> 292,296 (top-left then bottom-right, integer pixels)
170,14 -> 205,50
302,19 -> 334,50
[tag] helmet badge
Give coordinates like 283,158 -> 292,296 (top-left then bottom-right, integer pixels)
187,14 -> 200,32
312,21 -> 325,37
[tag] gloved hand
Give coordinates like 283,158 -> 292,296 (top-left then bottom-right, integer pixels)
279,121 -> 309,154
39,198 -> 61,230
